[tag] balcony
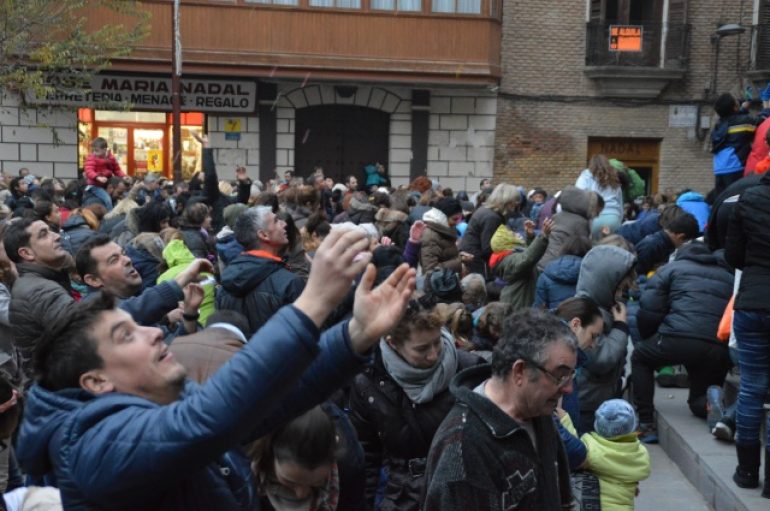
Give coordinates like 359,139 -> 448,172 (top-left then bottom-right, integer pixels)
584,22 -> 690,99
88,0 -> 501,86
746,24 -> 770,87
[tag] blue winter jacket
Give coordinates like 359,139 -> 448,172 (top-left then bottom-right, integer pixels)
16,306 -> 368,511
676,191 -> 710,233
635,230 -> 675,275
533,255 -> 582,309
617,211 -> 661,246
125,244 -> 160,292
216,232 -> 244,268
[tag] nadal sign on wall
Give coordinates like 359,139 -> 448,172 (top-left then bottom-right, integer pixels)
28,74 -> 257,113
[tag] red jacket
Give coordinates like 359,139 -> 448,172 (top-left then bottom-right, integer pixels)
744,116 -> 770,175
84,153 -> 125,186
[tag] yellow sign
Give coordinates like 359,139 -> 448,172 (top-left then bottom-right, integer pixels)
224,118 -> 241,133
609,25 -> 643,52
147,149 -> 163,172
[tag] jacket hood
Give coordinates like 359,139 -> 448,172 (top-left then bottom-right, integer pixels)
422,207 -> 448,226
62,214 -> 90,231
129,233 -> 164,263
375,208 -> 408,224
163,239 -> 195,268
216,225 -> 234,241
348,196 -> 377,214
576,245 -> 637,309
674,241 -> 732,271
543,255 -> 582,284
17,384 -> 93,476
220,253 -> 284,296
676,191 -> 705,204
558,186 -> 597,219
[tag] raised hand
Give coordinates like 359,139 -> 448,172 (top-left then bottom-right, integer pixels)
542,218 -> 555,237
409,220 -> 426,243
348,263 -> 416,354
294,228 -> 373,327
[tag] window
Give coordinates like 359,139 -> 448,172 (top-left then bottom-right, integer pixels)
371,0 -> 421,11
244,0 -> 299,4
431,0 -> 480,14
309,0 -> 361,8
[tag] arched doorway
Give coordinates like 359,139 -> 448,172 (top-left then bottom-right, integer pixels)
294,105 -> 390,184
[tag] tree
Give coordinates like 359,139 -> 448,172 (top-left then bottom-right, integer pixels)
0,0 -> 149,104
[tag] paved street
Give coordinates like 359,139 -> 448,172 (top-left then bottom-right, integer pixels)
637,444 -> 712,511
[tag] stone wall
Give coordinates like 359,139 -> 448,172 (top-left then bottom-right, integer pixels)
206,115 -> 260,181
0,91 -> 78,179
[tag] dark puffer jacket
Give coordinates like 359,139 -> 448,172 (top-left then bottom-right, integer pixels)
617,211 -> 661,246
60,215 -> 97,257
638,242 -> 734,341
217,252 -> 305,336
459,206 -> 504,278
725,170 -> 770,312
635,229 -> 675,275
348,342 -> 482,511
534,255 -> 582,309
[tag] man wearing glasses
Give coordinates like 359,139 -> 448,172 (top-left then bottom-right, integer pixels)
423,308 -> 577,511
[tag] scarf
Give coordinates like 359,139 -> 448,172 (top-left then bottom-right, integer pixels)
379,329 -> 458,404
261,463 -> 339,511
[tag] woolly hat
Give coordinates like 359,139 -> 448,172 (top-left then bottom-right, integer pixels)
490,224 -> 525,253
223,203 -> 248,229
426,267 -> 462,303
435,197 -> 462,218
762,83 -> 770,102
594,399 -> 638,439
371,245 -> 404,285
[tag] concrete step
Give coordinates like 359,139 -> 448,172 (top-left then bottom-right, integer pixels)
654,387 -> 768,511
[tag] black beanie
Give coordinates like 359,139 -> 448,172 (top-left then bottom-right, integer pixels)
435,197 -> 462,218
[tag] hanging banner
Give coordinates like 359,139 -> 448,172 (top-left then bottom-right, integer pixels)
27,73 -> 257,113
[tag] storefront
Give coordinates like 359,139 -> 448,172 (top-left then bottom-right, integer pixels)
78,109 -> 204,180
29,72 -> 259,181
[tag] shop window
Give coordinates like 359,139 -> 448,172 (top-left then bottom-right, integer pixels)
95,110 -> 166,123
371,0 -> 421,11
432,0 -> 480,14
309,0 -> 361,8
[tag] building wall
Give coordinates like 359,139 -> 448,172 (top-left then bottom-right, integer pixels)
206,114 -> 260,181
495,0 -> 755,195
0,91 -> 79,179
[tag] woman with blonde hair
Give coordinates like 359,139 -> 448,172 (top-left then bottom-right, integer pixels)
576,154 -> 624,234
459,183 -> 520,278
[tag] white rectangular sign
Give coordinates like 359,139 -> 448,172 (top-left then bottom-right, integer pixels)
669,105 -> 697,128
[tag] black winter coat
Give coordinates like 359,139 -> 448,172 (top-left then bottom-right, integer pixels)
638,242 -> 734,341
458,206 -> 504,278
635,229 -> 675,275
217,253 -> 305,336
348,345 -> 482,511
725,171 -> 770,311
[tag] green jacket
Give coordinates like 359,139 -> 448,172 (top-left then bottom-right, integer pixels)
157,239 -> 217,325
495,234 -> 549,311
582,431 -> 651,510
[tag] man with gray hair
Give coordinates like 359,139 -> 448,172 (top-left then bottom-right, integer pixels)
424,308 -> 576,510
216,206 -> 305,336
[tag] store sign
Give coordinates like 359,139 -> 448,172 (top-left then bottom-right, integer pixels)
668,105 -> 697,128
609,25 -> 643,52
224,118 -> 242,141
27,74 -> 257,113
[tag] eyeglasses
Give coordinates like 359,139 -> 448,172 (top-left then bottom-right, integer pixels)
520,356 -> 575,388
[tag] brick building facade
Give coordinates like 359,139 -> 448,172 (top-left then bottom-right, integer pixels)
494,0 -> 757,197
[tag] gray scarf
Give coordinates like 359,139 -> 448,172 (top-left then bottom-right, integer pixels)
380,329 -> 458,404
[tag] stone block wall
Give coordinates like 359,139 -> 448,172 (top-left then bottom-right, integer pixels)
0,91 -> 79,179
206,114 -> 260,181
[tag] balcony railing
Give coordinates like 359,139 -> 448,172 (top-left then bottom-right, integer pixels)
749,24 -> 770,71
585,22 -> 690,69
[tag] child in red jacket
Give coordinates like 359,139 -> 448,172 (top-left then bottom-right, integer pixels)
84,137 -> 125,211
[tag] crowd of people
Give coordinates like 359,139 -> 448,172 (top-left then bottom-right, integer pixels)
0,95 -> 766,510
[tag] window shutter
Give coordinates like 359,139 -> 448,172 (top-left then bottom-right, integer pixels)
667,0 -> 687,24
757,0 -> 770,69
590,0 -> 605,22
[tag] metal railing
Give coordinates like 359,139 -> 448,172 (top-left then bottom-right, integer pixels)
749,24 -> 770,70
585,22 -> 690,69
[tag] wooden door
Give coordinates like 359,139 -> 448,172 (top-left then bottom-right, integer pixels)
294,105 -> 390,184
587,137 -> 661,194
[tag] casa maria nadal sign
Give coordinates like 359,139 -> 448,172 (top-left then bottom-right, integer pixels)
28,74 -> 257,113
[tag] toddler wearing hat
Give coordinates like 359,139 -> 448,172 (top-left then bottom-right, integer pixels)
563,398 -> 651,510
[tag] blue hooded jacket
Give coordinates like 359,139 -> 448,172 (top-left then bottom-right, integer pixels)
616,211 -> 661,246
16,306 -> 368,510
533,255 -> 582,309
676,191 -> 710,233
